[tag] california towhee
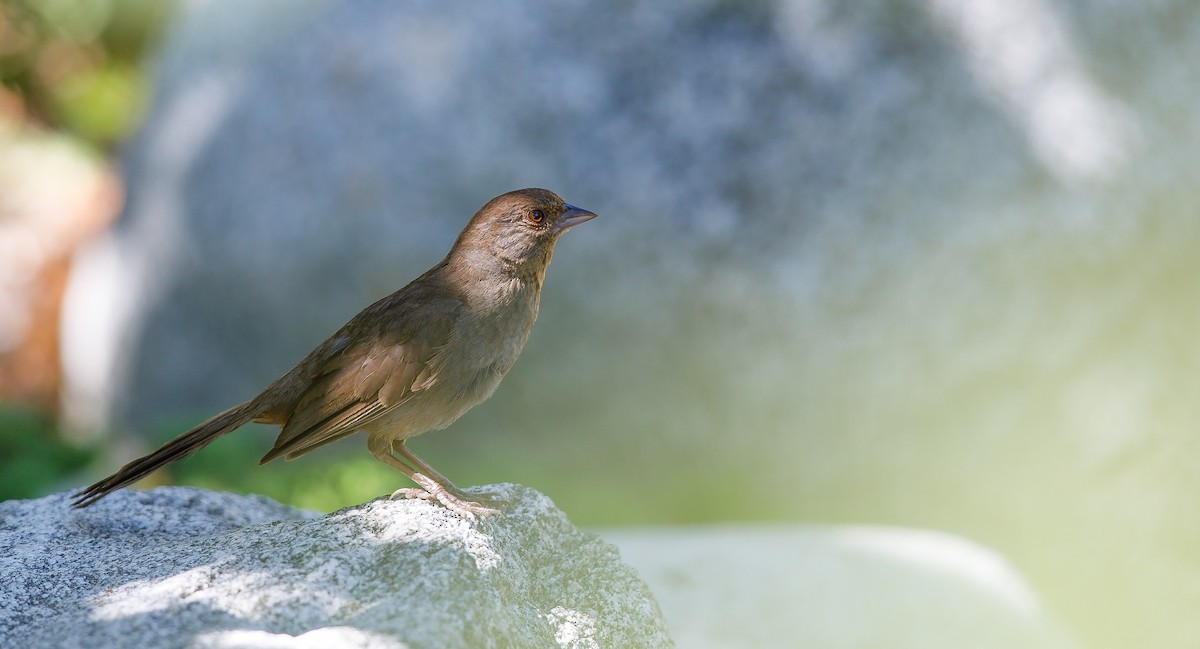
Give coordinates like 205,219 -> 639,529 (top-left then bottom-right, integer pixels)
73,188 -> 597,516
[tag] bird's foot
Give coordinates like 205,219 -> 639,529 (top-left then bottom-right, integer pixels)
389,473 -> 500,519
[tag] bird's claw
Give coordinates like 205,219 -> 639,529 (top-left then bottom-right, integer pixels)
389,473 -> 500,519
389,487 -> 435,501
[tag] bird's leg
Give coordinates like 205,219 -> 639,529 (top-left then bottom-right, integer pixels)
391,440 -> 470,500
367,438 -> 499,518
365,437 -> 430,499
392,440 -> 499,516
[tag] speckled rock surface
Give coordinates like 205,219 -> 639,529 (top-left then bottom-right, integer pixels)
0,484 -> 671,649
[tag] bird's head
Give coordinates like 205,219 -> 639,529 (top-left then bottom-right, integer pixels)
450,188 -> 598,273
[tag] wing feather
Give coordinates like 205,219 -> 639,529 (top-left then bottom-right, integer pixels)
259,293 -> 460,463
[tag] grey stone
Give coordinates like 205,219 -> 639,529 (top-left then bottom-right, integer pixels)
0,485 -> 672,649
605,525 -> 1080,649
60,0 -> 1086,434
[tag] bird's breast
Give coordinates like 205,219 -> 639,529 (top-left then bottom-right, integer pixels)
462,279 -> 540,371
368,274 -> 544,439
433,276 -> 539,402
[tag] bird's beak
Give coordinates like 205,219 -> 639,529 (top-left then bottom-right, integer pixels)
554,204 -> 598,233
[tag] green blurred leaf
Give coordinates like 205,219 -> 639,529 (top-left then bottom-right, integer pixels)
50,61 -> 144,143
0,407 -> 93,500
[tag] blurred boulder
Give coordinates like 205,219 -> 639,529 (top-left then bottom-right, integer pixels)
0,484 -> 672,649
61,0 -> 1081,434
605,524 -> 1079,649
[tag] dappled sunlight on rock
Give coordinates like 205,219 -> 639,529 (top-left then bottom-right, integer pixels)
1,485 -> 670,648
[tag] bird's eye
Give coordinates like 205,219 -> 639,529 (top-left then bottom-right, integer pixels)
528,209 -> 545,224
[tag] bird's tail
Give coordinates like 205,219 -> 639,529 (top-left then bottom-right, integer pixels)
72,401 -> 257,508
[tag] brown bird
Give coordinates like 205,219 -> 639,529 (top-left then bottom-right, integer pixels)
73,188 -> 597,516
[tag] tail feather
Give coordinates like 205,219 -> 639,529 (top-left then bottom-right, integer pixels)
72,401 -> 256,508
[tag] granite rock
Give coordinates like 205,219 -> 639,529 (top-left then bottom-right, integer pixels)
0,484 -> 671,649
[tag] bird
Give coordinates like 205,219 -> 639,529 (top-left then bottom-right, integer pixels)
73,188 -> 598,517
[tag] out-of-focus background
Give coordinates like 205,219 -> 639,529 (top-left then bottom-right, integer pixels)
1,0 -> 1196,646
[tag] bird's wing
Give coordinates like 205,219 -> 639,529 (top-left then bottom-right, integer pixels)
259,294 -> 460,462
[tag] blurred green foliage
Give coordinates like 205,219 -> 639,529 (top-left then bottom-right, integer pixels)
168,425 -> 403,513
0,407 -> 92,499
46,405 -> 731,524
122,416 -> 691,523
0,0 -> 172,502
0,0 -> 173,147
